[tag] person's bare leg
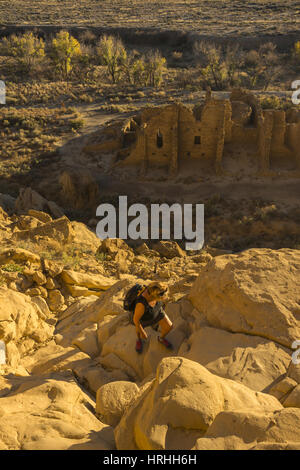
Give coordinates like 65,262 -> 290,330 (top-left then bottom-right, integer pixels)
159,315 -> 173,339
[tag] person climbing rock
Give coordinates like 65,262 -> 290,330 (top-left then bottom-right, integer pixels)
132,282 -> 173,354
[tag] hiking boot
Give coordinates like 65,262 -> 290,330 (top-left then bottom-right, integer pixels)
135,339 -> 143,354
158,336 -> 173,349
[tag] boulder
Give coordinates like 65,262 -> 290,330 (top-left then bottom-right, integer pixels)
283,384 -> 300,408
0,287 -> 54,363
152,241 -> 185,259
114,357 -> 282,450
12,216 -> 75,245
32,271 -> 47,285
15,187 -> 64,219
96,381 -> 140,427
28,209 -> 52,224
0,248 -> 41,267
178,326 -> 290,391
97,238 -> 134,262
61,269 -> 116,290
193,408 -> 300,450
42,259 -> 63,278
189,248 -> 300,348
47,289 -> 65,312
0,372 -> 114,450
70,221 -> 101,251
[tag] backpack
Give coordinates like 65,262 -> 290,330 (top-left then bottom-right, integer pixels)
123,283 -> 145,312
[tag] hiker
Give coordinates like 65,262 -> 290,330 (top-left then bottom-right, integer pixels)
132,282 -> 173,354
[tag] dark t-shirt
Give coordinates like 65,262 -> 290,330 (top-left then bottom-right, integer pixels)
134,296 -> 165,325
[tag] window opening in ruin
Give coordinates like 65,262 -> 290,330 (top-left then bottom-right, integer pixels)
157,129 -> 163,148
194,136 -> 201,145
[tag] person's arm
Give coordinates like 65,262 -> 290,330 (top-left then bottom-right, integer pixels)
133,303 -> 148,339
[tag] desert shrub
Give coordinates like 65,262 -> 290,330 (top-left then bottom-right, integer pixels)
224,44 -> 244,87
244,43 -> 281,90
193,41 -> 228,90
260,95 -> 283,110
0,32 -> 45,73
50,31 -> 82,78
294,40 -> 300,61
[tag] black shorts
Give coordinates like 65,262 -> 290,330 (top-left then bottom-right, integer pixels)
140,310 -> 166,328
129,309 -> 166,328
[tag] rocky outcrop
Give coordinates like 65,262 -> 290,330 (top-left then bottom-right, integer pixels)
96,381 -> 140,427
189,248 -> 300,348
0,371 -> 115,450
193,408 -> 300,450
114,357 -> 282,450
15,187 -> 64,219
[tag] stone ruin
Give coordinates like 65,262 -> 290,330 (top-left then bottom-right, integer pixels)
83,89 -> 300,177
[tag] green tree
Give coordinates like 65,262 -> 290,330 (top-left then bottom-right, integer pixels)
97,35 -> 127,83
51,31 -> 81,78
144,50 -> 167,87
1,32 -> 45,72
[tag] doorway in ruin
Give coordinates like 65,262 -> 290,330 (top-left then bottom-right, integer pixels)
156,129 -> 163,148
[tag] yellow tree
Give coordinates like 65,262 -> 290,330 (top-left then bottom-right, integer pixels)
1,32 -> 45,71
294,41 -> 300,60
97,35 -> 127,83
145,50 -> 167,87
51,31 -> 81,78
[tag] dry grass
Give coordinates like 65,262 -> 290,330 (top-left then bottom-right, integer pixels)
0,106 -> 84,177
0,0 -> 299,39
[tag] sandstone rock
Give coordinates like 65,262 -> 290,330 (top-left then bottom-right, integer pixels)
32,271 -> 47,285
15,187 -> 64,219
283,384 -> 300,408
96,381 -> 140,427
0,287 -> 54,363
114,357 -> 281,450
16,215 -> 42,231
47,289 -> 65,312
189,248 -> 300,348
12,216 -> 75,245
26,287 -> 42,297
152,241 -> 185,259
43,259 -> 63,278
61,269 -> 116,290
178,326 -> 290,392
0,207 -> 7,221
31,296 -> 51,318
70,221 -> 101,251
191,252 -> 213,264
45,277 -> 56,290
0,372 -> 114,450
28,209 -> 52,223
96,353 -> 138,382
59,169 -> 100,210
98,238 -> 134,262
23,341 -> 92,375
72,324 -> 100,358
193,408 -> 300,450
66,285 -> 104,298
0,248 -> 41,267
39,286 -> 48,299
269,377 -> 298,401
287,361 -> 300,383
